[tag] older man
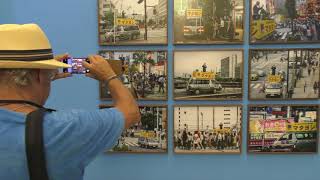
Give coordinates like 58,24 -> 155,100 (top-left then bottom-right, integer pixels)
0,24 -> 140,180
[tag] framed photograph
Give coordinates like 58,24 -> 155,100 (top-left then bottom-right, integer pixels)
250,0 -> 320,44
174,105 -> 242,154
249,49 -> 320,100
173,0 -> 244,44
100,105 -> 168,153
99,50 -> 168,100
98,0 -> 168,45
248,105 -> 319,154
173,50 -> 243,100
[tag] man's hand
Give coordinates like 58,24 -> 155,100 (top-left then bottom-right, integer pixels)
82,55 -> 116,81
53,54 -> 72,81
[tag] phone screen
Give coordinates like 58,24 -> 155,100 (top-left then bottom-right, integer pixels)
63,57 -> 89,74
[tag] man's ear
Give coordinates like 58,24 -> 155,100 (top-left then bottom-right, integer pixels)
38,69 -> 50,84
31,69 -> 41,84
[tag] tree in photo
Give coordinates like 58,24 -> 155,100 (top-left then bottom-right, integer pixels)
133,52 -> 155,97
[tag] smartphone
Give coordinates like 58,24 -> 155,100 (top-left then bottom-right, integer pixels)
63,57 -> 90,74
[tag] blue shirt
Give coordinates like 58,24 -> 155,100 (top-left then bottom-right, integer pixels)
0,108 -> 124,180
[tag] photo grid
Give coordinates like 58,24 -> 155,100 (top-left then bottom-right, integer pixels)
97,0 -> 320,154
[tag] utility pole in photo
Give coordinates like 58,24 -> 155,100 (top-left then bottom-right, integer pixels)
287,50 -> 290,98
138,0 -> 148,40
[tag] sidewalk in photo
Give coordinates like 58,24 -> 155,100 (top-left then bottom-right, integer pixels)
292,67 -> 319,98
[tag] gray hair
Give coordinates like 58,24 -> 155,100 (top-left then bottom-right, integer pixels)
0,69 -> 35,86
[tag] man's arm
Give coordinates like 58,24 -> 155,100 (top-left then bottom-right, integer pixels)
83,55 -> 141,128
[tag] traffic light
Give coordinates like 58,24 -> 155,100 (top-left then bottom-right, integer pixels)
137,0 -> 144,4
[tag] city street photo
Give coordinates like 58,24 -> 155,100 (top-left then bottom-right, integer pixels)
174,0 -> 244,44
249,49 -> 320,100
99,50 -> 167,100
174,105 -> 242,154
250,0 -> 320,43
174,50 -> 243,100
99,0 -> 167,45
100,105 -> 167,153
248,105 -> 318,153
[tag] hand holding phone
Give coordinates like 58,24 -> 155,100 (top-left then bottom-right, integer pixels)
82,55 -> 117,81
63,57 -> 90,74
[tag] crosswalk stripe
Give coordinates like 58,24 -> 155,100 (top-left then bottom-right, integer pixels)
254,84 -> 261,89
125,142 -> 138,147
250,84 -> 261,89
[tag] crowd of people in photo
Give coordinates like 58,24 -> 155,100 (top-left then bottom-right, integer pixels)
252,0 -> 320,41
175,128 -> 241,151
131,72 -> 166,95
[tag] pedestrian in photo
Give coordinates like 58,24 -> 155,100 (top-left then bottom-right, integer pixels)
313,81 -> 318,94
158,75 -> 165,93
308,67 -> 312,76
312,66 -> 316,74
304,81 -> 307,93
193,132 -> 199,150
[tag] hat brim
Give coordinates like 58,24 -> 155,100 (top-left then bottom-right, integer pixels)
0,59 -> 71,69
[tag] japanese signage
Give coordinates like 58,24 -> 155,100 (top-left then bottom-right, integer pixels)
287,122 -> 317,132
116,18 -> 136,26
264,119 -> 287,132
192,71 -> 215,79
250,120 -> 264,133
267,75 -> 281,83
251,20 -> 276,40
140,131 -> 156,138
186,9 -> 202,18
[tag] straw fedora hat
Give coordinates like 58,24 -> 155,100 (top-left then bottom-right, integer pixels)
0,24 -> 71,69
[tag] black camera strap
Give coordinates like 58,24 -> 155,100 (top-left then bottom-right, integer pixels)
0,100 -> 55,180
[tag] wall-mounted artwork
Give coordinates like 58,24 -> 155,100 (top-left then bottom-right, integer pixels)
248,105 -> 318,153
173,0 -> 244,44
174,105 -> 242,154
99,50 -> 168,100
249,49 -> 320,100
100,105 -> 168,153
174,50 -> 243,100
98,0 -> 168,45
250,0 -> 320,43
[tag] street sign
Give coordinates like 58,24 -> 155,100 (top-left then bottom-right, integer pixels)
267,75 -> 281,83
287,122 -> 317,132
186,9 -> 202,18
116,18 -> 136,26
192,71 -> 215,79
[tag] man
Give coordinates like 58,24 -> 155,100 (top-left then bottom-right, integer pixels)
0,24 -> 140,179
158,75 -> 165,93
253,1 -> 263,20
202,63 -> 207,72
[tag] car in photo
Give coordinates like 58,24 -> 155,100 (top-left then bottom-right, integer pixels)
174,78 -> 187,89
144,139 -> 159,149
186,78 -> 222,95
257,69 -> 266,77
183,18 -> 204,38
251,72 -> 259,81
265,83 -> 283,98
105,25 -> 140,42
138,137 -> 159,149
270,132 -> 317,152
138,137 -> 146,146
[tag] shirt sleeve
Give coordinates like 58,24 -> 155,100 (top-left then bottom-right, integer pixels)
43,108 -> 125,169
